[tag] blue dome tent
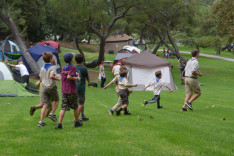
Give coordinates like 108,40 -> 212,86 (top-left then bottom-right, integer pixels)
22,44 -> 61,74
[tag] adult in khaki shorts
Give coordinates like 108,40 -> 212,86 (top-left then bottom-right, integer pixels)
180,49 -> 202,112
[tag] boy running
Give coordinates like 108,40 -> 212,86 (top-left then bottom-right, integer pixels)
38,52 -> 60,127
116,70 -> 137,116
75,54 -> 90,121
143,71 -> 173,108
55,52 -> 83,129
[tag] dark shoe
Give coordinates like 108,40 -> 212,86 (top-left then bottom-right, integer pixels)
30,106 -> 36,116
180,108 -> 187,112
108,109 -> 114,115
181,82 -> 185,85
37,121 -> 46,127
185,101 -> 193,111
124,110 -> 131,115
55,123 -> 62,129
48,113 -> 57,122
157,106 -> 163,109
116,110 -> 120,116
74,121 -> 83,128
80,117 -> 89,121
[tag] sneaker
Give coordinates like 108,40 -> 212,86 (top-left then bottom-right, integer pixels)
37,121 -> 46,127
116,111 -> 120,116
74,121 -> 83,128
30,106 -> 36,116
48,113 -> 57,122
80,117 -> 89,121
185,101 -> 193,111
55,123 -> 62,129
124,110 -> 131,115
108,109 -> 114,115
157,106 -> 163,109
180,108 -> 187,112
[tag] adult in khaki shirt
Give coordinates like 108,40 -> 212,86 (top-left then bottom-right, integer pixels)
181,49 -> 202,112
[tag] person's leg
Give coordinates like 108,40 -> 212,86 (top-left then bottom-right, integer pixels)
74,108 -> 83,127
40,104 -> 48,122
145,95 -> 158,104
58,110 -> 66,124
111,96 -> 122,111
188,93 -> 201,103
30,104 -> 43,116
101,77 -> 104,88
51,99 -> 59,114
78,95 -> 88,121
156,95 -> 163,109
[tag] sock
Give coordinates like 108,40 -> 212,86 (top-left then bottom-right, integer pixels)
81,113 -> 85,118
124,108 -> 128,113
117,107 -> 123,112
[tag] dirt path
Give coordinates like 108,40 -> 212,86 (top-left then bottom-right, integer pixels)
179,51 -> 234,62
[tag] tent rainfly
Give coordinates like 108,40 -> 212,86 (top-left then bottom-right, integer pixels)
0,62 -> 38,97
0,40 -> 22,60
122,52 -> 177,91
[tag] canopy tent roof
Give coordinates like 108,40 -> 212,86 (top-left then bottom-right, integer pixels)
123,45 -> 141,53
39,40 -> 61,53
122,52 -> 170,68
105,34 -> 132,43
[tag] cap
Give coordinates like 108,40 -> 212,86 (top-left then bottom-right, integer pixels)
63,52 -> 74,63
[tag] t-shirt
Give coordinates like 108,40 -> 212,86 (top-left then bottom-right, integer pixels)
185,57 -> 199,78
112,65 -> 121,76
180,63 -> 185,72
111,75 -> 120,93
149,79 -> 167,95
39,65 -> 57,89
75,65 -> 89,95
16,64 -> 29,76
99,65 -> 105,78
61,65 -> 77,94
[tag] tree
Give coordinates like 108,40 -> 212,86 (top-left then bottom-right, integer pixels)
0,1 -> 40,76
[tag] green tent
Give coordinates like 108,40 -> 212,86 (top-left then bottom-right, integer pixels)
0,62 -> 38,97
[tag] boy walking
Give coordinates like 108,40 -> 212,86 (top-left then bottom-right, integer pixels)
116,70 -> 137,116
143,71 -> 173,108
38,52 -> 60,127
55,53 -> 83,129
75,54 -> 90,121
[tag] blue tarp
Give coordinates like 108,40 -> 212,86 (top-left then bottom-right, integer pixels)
22,44 -> 61,73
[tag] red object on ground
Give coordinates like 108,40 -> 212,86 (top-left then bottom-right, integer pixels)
39,40 -> 61,53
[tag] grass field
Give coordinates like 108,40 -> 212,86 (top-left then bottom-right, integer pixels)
0,47 -> 233,155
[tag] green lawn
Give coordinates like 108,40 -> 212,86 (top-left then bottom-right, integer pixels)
0,48 -> 233,155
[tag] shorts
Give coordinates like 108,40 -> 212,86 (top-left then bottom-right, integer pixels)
185,77 -> 201,96
41,86 -> 59,105
61,93 -> 78,110
78,94 -> 85,105
119,90 -> 129,105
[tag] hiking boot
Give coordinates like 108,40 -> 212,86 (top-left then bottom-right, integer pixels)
108,109 -> 114,115
180,108 -> 187,112
157,106 -> 163,109
74,121 -> 83,128
37,121 -> 46,127
185,101 -> 193,111
55,123 -> 62,129
48,113 -> 57,122
30,106 -> 36,116
124,110 -> 131,115
80,117 -> 89,121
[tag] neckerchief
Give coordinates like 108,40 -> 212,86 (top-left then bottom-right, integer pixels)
44,64 -> 52,71
120,77 -> 124,82
156,77 -> 161,82
64,63 -> 72,71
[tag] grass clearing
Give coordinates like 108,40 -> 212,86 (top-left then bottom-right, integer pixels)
0,48 -> 233,155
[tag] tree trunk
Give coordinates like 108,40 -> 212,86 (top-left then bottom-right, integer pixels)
152,40 -> 162,54
73,37 -> 86,64
87,33 -> 92,44
0,8 -> 40,76
97,38 -> 105,64
166,29 -> 183,60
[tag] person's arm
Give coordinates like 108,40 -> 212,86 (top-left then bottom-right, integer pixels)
143,84 -> 151,91
7,63 -> 17,68
192,71 -> 202,76
166,85 -> 173,92
104,81 -> 113,90
50,72 -> 61,81
67,75 -> 80,81
85,68 -> 90,83
122,80 -> 137,88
